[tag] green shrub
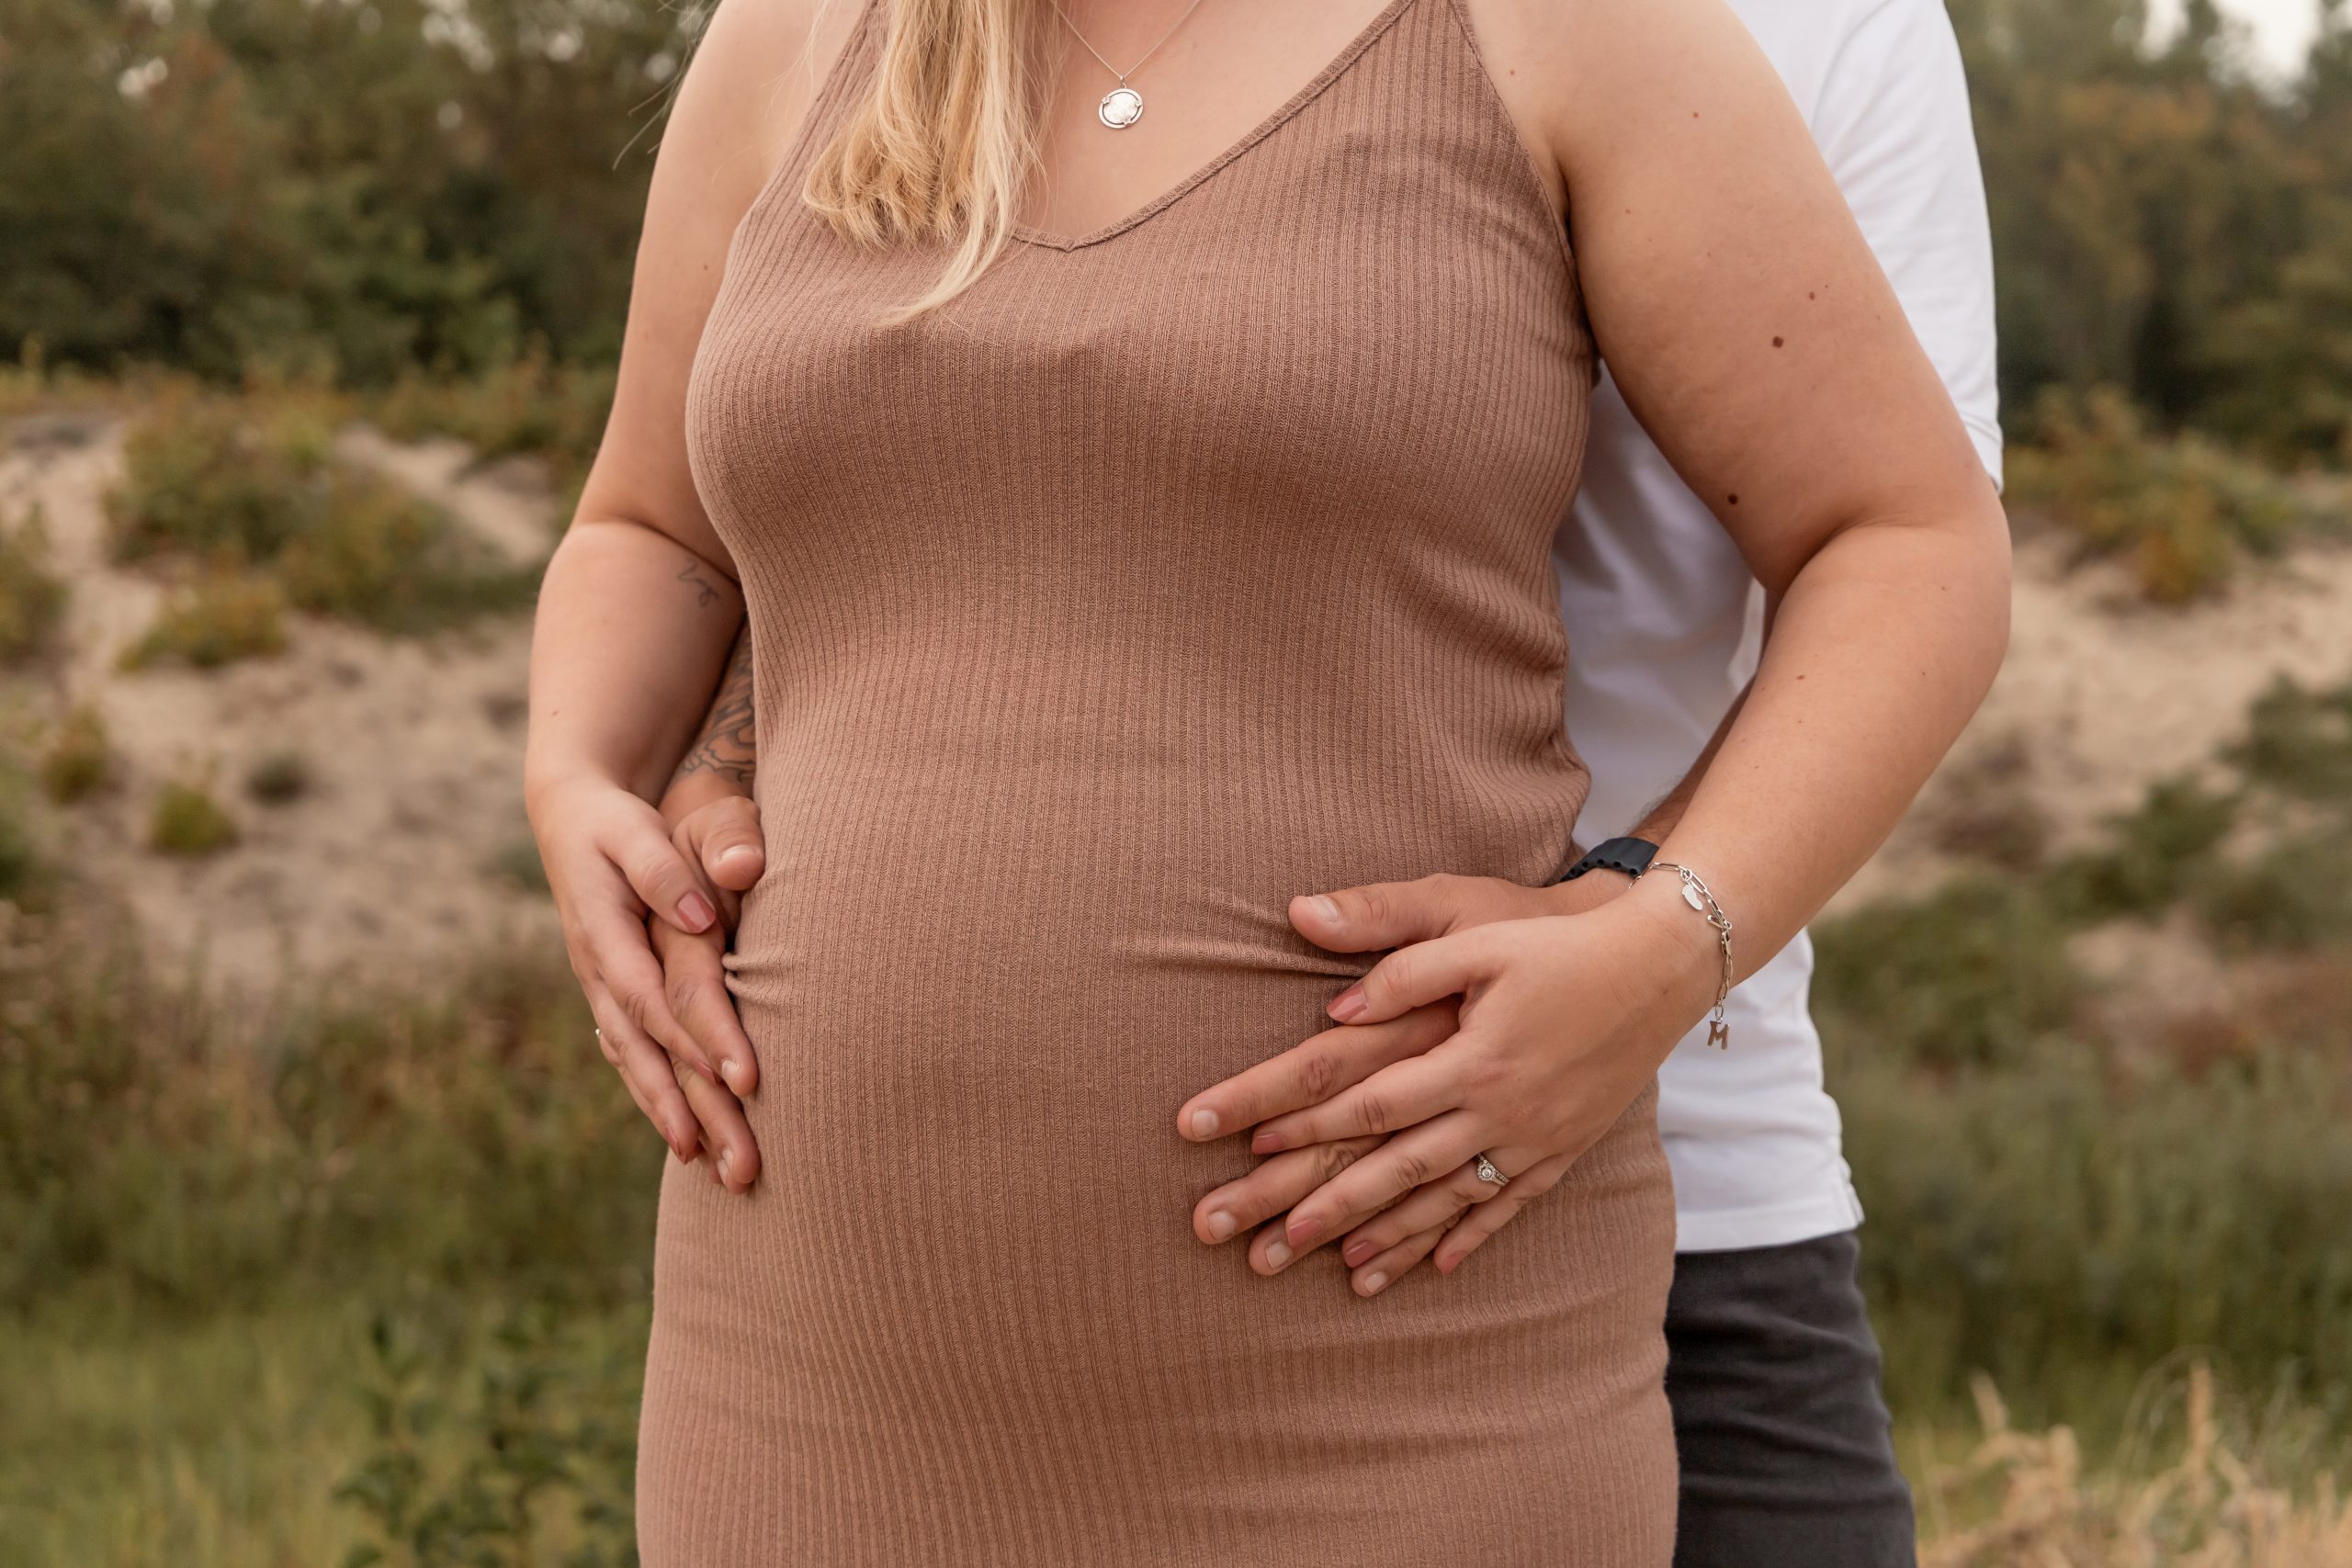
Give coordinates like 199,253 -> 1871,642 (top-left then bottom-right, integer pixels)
371,354 -> 614,507
106,386 -> 336,566
0,762 -> 43,907
0,923 -> 648,1317
123,570 -> 288,670
2230,673 -> 2352,804
278,469 -> 537,634
149,780 -> 238,857
1812,874 -> 2087,1071
0,506 -> 66,664
39,704 -> 110,803
108,388 -> 537,638
1843,1038 -> 2352,1444
2046,774 -> 2241,922
2195,828 -> 2352,952
243,749 -> 312,806
2009,388 -> 2325,603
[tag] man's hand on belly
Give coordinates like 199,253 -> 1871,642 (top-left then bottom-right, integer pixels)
1178,869 -> 1708,1297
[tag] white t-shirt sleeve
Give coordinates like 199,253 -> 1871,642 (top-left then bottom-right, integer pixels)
1809,0 -> 2005,488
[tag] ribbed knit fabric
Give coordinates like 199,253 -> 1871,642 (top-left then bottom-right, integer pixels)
641,0 -> 1678,1559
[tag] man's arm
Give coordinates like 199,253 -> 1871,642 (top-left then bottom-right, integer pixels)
665,623 -> 759,808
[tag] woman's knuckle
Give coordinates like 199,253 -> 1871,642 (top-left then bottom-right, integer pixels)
1391,1149 -> 1435,1190
1351,1089 -> 1392,1134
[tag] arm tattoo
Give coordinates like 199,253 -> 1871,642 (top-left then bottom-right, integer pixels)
674,626 -> 758,790
675,553 -> 725,609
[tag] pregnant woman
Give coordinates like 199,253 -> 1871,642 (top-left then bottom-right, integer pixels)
523,0 -> 2009,1558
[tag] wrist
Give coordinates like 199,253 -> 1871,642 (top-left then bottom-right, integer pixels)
524,760 -> 633,823
659,767 -> 752,828
1617,867 -> 1732,1026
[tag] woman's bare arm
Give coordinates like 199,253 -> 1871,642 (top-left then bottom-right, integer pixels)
525,0 -> 851,1184
1182,0 -> 2008,1281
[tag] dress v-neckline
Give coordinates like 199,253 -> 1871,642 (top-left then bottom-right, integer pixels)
1011,0 -> 1419,253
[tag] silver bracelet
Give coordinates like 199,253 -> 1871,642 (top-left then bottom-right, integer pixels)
1646,862 -> 1734,1051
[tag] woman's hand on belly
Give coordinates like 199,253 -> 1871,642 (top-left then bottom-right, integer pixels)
1180,870 -> 1718,1294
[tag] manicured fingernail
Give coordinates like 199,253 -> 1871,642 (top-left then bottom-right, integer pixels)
1251,1128 -> 1285,1155
718,845 -> 759,869
1343,1237 -> 1377,1266
718,1150 -> 734,1186
1288,1214 -> 1324,1247
1306,895 -> 1342,927
1205,1210 -> 1237,1242
1264,1240 -> 1293,1270
679,891 -> 717,931
721,1057 -> 748,1093
1358,1271 -> 1387,1296
1328,986 -> 1367,1022
1189,1108 -> 1219,1139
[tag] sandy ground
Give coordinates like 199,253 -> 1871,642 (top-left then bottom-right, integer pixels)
1840,529 -> 2352,907
6,409 -> 2351,989
2,413 -> 558,996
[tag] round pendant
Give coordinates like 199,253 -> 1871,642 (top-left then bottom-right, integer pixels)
1098,85 -> 1144,130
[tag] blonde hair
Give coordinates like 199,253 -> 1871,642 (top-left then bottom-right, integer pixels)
802,0 -> 1051,321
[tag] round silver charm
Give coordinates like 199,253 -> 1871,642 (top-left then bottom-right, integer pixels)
1098,85 -> 1144,130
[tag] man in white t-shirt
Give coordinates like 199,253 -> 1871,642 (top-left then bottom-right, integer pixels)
1549,2 -> 2001,1559
617,1 -> 1997,1558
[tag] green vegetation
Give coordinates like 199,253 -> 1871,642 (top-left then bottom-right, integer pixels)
39,703 -> 111,803
243,748 -> 312,806
1820,665 -> 2352,1446
2008,387 -> 2334,601
148,778 -> 240,857
108,388 -> 537,659
123,569 -> 290,670
0,506 -> 67,664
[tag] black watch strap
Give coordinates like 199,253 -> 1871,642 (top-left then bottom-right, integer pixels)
1557,836 -> 1660,884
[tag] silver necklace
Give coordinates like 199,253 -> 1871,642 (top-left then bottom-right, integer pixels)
1051,0 -> 1213,130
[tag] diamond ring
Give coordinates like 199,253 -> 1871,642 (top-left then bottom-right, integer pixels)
1475,1154 -> 1510,1189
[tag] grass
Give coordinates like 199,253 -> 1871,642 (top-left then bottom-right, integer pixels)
106,384 -> 538,661
243,749 -> 311,806
0,505 -> 67,665
370,353 -> 615,518
1917,1366 -> 2352,1565
122,570 -> 289,670
4,652 -> 2351,1562
148,779 -> 239,857
2008,386 -> 2335,603
39,704 -> 109,804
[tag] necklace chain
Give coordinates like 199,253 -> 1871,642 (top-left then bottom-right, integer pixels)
1051,0 -> 1211,85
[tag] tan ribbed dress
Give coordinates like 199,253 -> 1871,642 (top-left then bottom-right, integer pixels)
642,0 -> 1679,1558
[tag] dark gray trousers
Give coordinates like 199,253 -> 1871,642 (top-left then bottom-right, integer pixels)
1665,1230 -> 1917,1567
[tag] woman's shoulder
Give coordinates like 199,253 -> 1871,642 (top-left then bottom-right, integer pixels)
663,0 -> 865,217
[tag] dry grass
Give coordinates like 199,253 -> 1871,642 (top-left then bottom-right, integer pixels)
1923,1366 -> 2352,1566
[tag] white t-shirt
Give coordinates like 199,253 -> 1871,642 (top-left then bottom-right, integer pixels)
1557,0 -> 2005,1255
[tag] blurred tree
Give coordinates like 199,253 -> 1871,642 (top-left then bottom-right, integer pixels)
0,0 -> 2345,460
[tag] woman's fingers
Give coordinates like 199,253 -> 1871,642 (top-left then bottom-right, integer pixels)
586,983 -> 702,1162
650,916 -> 759,1098
579,898 -> 720,1082
1193,1135 -> 1384,1246
1177,1002 -> 1457,1143
1349,1225 -> 1445,1298
676,1055 -> 762,1194
1327,928 -> 1498,1025
606,809 -> 720,934
1249,1051 -> 1464,1154
1432,1151 -> 1574,1275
